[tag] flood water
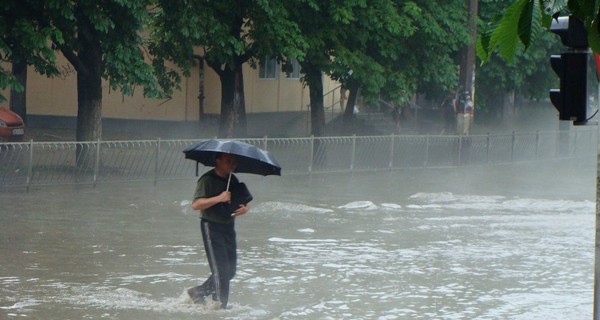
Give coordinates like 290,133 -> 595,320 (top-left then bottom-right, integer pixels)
0,159 -> 597,319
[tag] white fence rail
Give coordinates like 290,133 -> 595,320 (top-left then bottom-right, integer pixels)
0,129 -> 596,189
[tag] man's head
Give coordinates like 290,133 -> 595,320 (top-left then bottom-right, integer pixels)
215,153 -> 237,175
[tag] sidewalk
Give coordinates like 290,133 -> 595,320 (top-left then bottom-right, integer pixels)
24,112 -> 311,142
23,111 -> 381,142
24,121 -> 219,142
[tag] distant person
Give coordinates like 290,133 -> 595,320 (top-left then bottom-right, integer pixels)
187,152 -> 250,309
463,97 -> 474,135
456,91 -> 469,135
440,94 -> 456,134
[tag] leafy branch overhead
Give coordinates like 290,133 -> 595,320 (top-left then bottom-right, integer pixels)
477,0 -> 600,62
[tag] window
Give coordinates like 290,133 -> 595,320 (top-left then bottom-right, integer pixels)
259,56 -> 278,79
285,58 -> 302,79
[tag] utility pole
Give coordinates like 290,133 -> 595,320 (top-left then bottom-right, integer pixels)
458,0 -> 478,101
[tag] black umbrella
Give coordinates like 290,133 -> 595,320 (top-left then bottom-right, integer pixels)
183,139 -> 282,176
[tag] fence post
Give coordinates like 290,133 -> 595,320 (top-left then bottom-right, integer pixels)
27,139 -> 33,192
309,135 -> 314,173
350,134 -> 356,171
94,139 -> 100,187
154,138 -> 161,186
389,134 -> 395,169
535,130 -> 539,159
424,134 -> 430,167
457,135 -> 463,166
511,131 -> 515,162
486,133 -> 491,164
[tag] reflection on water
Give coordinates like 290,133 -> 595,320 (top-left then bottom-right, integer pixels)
0,160 -> 596,319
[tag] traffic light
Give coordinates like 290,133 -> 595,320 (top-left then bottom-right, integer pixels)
549,16 -> 590,125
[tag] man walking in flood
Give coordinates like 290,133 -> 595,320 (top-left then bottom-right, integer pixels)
187,152 -> 250,309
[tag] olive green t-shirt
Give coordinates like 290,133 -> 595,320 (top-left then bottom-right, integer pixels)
193,169 -> 239,224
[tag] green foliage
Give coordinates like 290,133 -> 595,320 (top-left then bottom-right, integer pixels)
402,0 -> 471,100
0,0 -> 63,101
0,0 -> 476,118
517,0 -> 543,48
329,0 -> 411,100
151,0 -> 306,76
478,0 -> 600,61
0,0 -> 172,101
3,0 -> 571,134
150,0 -> 309,136
479,0 -> 529,61
300,0 -> 470,106
476,0 -> 563,112
68,0 -> 167,97
476,31 -> 562,109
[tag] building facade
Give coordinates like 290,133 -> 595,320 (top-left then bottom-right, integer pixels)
3,54 -> 341,125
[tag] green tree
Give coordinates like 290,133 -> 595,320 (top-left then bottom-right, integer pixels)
0,0 -> 61,122
283,0 -> 357,137
2,1 -> 170,147
51,1 -> 166,143
151,0 -> 305,138
330,0 -> 470,126
285,0 -> 416,136
394,0 -> 470,101
330,0 -> 413,125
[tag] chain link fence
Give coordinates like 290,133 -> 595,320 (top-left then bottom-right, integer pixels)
0,129 -> 596,190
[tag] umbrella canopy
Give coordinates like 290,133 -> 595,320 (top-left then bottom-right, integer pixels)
183,139 -> 281,176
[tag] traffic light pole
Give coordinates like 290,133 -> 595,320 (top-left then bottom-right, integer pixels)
593,65 -> 600,319
596,147 -> 600,319
549,16 -> 598,318
593,52 -> 600,320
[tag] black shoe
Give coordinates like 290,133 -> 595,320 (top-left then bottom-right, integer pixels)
187,287 -> 206,304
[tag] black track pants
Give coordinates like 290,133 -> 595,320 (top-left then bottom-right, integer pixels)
194,219 -> 237,308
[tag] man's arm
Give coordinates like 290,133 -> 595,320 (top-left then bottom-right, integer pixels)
192,191 -> 231,211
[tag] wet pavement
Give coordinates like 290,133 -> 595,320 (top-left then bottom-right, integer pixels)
0,160 -> 596,319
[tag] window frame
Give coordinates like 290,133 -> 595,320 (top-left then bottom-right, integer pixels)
259,56 -> 278,80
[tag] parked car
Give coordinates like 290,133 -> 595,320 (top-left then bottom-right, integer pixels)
0,106 -> 25,142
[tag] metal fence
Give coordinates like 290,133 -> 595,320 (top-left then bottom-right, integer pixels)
0,129 -> 597,189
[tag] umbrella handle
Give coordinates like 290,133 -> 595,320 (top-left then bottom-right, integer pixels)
226,172 -> 232,192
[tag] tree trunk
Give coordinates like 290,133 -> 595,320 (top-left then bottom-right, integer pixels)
74,34 -> 103,167
76,72 -> 102,142
217,63 -> 247,138
10,59 -> 27,124
75,44 -> 103,142
303,65 -> 326,167
343,81 -> 360,126
305,66 -> 325,137
75,71 -> 102,167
